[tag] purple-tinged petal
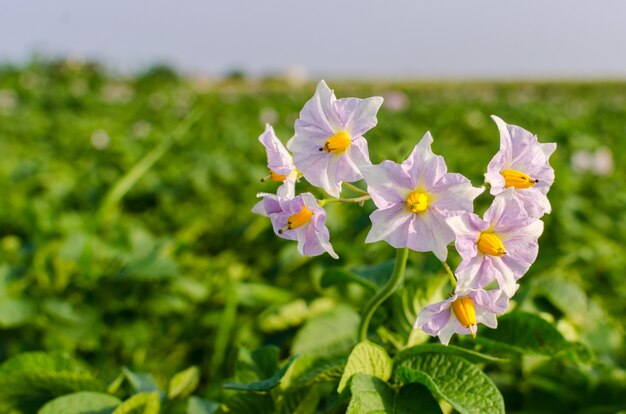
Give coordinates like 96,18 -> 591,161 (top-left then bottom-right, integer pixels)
446,214 -> 488,261
489,257 -> 518,297
259,124 -> 295,177
361,161 -> 413,209
470,289 -> 509,315
415,296 -> 456,334
402,132 -> 438,188
431,174 -> 484,216
296,80 -> 341,134
343,136 -> 372,172
365,204 -> 414,247
485,189 -> 531,232
408,209 -> 454,261
501,222 -> 542,279
336,96 -> 384,138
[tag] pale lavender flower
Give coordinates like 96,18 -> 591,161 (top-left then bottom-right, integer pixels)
259,124 -> 298,198
416,287 -> 509,346
287,80 -> 383,197
446,189 -> 544,297
252,192 -> 338,259
485,115 -> 557,218
361,133 -> 484,261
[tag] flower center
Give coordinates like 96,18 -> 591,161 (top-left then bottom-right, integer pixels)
279,206 -> 313,234
320,131 -> 351,154
477,232 -> 506,256
270,170 -> 286,182
406,191 -> 430,213
501,169 -> 537,189
451,296 -> 477,337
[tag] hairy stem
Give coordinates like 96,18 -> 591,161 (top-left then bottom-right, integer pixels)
319,194 -> 371,206
358,248 -> 410,342
441,261 -> 457,289
343,182 -> 370,196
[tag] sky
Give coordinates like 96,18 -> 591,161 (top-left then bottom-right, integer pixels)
1,0 -> 626,79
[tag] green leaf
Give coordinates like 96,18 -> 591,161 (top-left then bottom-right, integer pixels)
0,297 -> 35,328
251,345 -> 280,378
218,393 -> 273,414
477,312 -> 575,356
187,397 -> 218,414
121,367 -> 160,393
292,305 -> 360,356
112,392 -> 160,414
38,392 -> 121,414
338,341 -> 392,393
168,366 -> 199,400
532,276 -> 588,324
223,356 -> 296,392
346,374 -> 442,414
395,343 -> 508,365
320,268 -> 378,291
394,353 -> 504,414
275,386 -> 321,414
280,354 -> 346,389
0,352 -> 102,403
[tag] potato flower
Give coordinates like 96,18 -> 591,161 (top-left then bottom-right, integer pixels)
287,80 -> 383,197
416,286 -> 509,345
485,115 -> 557,218
259,124 -> 298,197
446,189 -> 544,297
361,132 -> 483,261
252,192 -> 338,259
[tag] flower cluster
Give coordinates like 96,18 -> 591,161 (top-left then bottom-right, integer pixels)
253,81 -> 556,345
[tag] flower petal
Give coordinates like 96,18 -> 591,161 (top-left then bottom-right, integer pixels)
365,204 -> 414,247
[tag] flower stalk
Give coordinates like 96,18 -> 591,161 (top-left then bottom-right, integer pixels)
319,195 -> 371,207
358,247 -> 409,341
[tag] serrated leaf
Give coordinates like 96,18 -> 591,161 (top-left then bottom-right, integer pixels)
338,341 -> 392,393
477,312 -> 574,356
346,374 -> 442,414
292,305 -> 359,356
395,343 -> 508,365
223,356 -> 296,392
168,366 -> 199,400
187,397 -> 218,414
121,367 -> 160,394
0,352 -> 102,403
112,392 -> 160,414
394,353 -> 504,414
38,391 -> 121,414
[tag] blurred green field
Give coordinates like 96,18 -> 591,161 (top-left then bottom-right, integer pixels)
0,61 -> 625,413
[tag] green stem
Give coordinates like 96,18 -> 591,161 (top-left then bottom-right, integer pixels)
441,261 -> 457,289
319,195 -> 371,206
343,182 -> 369,196
358,248 -> 410,342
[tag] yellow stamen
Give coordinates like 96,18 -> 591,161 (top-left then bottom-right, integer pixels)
279,206 -> 313,234
477,232 -> 506,256
501,169 -> 537,189
406,191 -> 430,213
320,131 -> 351,154
451,296 -> 477,337
270,170 -> 286,182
